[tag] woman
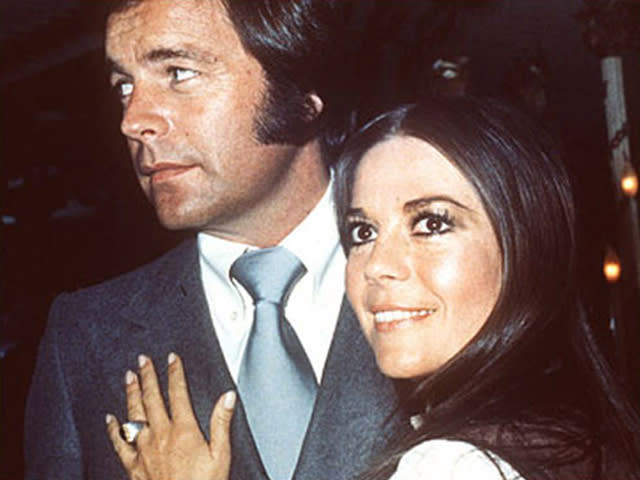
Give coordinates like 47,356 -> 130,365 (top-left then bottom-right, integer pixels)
334,98 -> 640,479
107,98 -> 640,479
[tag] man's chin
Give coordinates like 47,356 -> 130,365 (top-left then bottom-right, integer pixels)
155,210 -> 202,231
152,202 -> 239,235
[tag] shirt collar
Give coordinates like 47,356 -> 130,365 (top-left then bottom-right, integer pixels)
197,233 -> 249,288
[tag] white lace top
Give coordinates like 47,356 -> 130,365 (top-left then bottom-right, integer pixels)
389,439 -> 524,480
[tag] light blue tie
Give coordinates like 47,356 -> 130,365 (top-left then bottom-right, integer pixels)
231,246 -> 317,480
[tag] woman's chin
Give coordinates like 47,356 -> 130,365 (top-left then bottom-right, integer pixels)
376,355 -> 434,380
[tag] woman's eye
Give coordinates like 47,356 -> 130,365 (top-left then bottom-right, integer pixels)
415,214 -> 452,236
170,67 -> 198,83
349,222 -> 378,246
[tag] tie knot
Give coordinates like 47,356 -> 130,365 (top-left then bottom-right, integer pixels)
230,246 -> 306,306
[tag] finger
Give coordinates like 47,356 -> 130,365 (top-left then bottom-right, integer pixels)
137,355 -> 171,431
167,352 -> 198,427
105,414 -> 138,470
208,391 -> 236,472
125,369 -> 147,423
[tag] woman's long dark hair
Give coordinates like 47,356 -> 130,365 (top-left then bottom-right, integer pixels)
335,98 -> 640,479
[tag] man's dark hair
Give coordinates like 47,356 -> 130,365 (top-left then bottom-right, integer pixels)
221,0 -> 354,155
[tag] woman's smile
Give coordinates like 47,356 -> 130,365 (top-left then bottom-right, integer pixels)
371,307 -> 437,332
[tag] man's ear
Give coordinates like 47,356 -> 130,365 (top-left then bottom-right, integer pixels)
304,93 -> 324,121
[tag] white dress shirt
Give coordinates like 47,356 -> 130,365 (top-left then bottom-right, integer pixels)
198,180 -> 346,382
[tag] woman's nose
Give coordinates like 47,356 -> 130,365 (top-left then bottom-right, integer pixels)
363,232 -> 411,283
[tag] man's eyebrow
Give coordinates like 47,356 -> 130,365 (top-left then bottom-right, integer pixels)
105,47 -> 216,75
106,57 -> 128,76
403,196 -> 471,214
143,47 -> 216,65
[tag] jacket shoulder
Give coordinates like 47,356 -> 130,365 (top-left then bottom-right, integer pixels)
51,239 -> 198,319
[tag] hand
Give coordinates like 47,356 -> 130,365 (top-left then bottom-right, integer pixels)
106,353 -> 236,480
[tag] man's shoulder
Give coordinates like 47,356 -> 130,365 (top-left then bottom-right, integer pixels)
52,238 -> 198,317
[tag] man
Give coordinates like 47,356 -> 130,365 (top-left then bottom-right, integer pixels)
24,0 -> 407,479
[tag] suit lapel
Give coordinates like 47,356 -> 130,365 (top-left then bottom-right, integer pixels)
166,242 -> 269,480
98,240 -> 224,404
178,250 -> 268,480
295,298 -> 408,480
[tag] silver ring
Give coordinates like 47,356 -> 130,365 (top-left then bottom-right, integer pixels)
120,420 -> 149,444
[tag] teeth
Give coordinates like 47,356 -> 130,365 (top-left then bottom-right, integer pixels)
373,309 -> 435,323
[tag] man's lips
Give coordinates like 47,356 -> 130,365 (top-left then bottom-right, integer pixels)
369,306 -> 437,332
141,163 -> 196,182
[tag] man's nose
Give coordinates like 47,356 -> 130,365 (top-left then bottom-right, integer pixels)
363,232 -> 411,284
120,84 -> 170,141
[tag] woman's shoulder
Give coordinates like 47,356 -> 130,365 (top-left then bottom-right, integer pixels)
389,439 -> 524,480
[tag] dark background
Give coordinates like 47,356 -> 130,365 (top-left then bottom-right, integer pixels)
1,1 -> 638,478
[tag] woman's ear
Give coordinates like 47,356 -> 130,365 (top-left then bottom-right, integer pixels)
304,93 -> 324,121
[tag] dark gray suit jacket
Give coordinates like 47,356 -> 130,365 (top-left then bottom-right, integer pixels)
25,239 -> 408,480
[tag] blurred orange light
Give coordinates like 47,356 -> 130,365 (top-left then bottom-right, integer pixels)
603,247 -> 621,283
621,164 -> 638,197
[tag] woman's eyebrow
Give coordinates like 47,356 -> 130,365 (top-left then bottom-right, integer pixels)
345,207 -> 366,218
403,196 -> 471,214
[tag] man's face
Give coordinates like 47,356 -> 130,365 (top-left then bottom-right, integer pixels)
106,0 -> 306,242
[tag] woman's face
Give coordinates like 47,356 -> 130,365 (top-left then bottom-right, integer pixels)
345,135 -> 502,379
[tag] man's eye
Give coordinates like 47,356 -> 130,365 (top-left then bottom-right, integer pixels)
349,222 -> 378,246
414,213 -> 452,236
119,82 -> 134,97
112,80 -> 133,99
170,67 -> 198,83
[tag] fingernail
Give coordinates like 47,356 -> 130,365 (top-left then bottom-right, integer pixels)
138,354 -> 147,368
168,352 -> 177,365
105,414 -> 115,425
125,370 -> 136,385
224,391 -> 236,410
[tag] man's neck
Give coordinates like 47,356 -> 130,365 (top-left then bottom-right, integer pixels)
203,140 -> 330,247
